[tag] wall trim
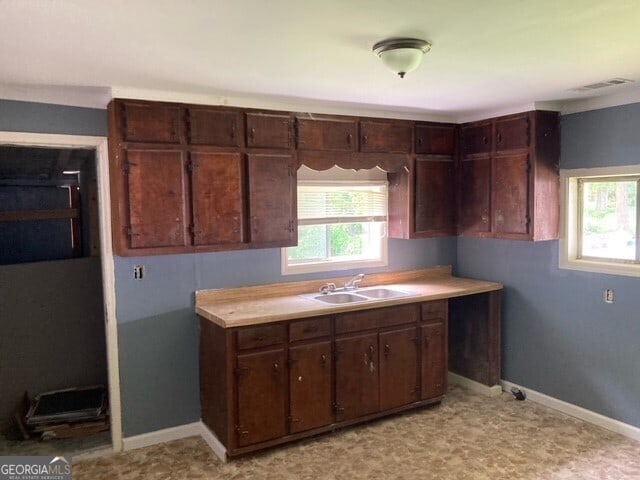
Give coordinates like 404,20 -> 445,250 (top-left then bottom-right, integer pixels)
448,372 -> 503,397
122,421 -> 227,462
0,131 -> 122,451
122,422 -> 203,451
500,380 -> 640,443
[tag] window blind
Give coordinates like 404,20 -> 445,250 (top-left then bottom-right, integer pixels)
297,182 -> 388,226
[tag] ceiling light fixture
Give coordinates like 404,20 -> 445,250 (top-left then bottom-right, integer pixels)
372,38 -> 431,78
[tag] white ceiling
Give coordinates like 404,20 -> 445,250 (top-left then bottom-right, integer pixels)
1,0 -> 640,121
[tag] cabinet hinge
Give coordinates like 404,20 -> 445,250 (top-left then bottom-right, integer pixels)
125,226 -> 139,237
122,162 -> 136,173
288,220 -> 295,233
235,424 -> 249,436
525,215 -> 531,227
333,403 -> 345,414
293,120 -> 300,148
189,225 -> 201,236
287,415 -> 300,424
287,357 -> 296,367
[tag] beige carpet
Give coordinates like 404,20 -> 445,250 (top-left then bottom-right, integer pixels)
74,385 -> 640,479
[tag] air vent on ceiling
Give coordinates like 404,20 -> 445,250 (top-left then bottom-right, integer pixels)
571,78 -> 635,92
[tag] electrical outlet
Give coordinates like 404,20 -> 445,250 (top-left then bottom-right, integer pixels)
133,265 -> 144,280
604,289 -> 614,304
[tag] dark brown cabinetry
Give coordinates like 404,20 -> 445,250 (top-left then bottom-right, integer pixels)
458,111 -> 559,240
335,333 -> 380,421
191,152 -> 244,245
200,300 -> 448,458
359,119 -> 412,153
246,112 -> 292,149
288,341 -> 333,434
108,99 -> 297,256
421,300 -> 448,400
389,122 -> 457,239
188,107 -> 243,147
122,148 -> 189,249
296,116 -> 357,151
247,154 -> 296,246
236,348 -> 287,446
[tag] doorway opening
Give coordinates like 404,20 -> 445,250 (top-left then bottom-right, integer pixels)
0,133 -> 121,457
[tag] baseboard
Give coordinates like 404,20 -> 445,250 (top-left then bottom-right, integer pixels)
199,422 -> 227,462
121,421 -> 227,462
500,380 -> 640,443
448,372 -> 503,397
122,422 -> 203,451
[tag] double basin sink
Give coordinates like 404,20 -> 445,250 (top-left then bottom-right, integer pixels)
303,287 -> 414,305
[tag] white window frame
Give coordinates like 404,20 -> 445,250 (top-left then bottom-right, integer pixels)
281,180 -> 389,275
559,164 -> 640,277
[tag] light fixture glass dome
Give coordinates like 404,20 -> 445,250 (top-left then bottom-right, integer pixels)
372,38 -> 431,78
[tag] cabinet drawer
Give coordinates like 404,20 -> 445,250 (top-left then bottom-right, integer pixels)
422,300 -> 447,320
289,317 -> 331,342
236,324 -> 287,350
336,304 -> 419,335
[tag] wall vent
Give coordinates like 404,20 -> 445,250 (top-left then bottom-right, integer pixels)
571,78 -> 635,92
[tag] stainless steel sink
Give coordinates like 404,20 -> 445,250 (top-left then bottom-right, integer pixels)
310,292 -> 369,304
357,288 -> 412,299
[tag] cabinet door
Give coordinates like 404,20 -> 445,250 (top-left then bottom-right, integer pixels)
247,154 -> 296,245
495,114 -> 530,151
191,152 -> 245,245
121,102 -> 181,143
360,120 -> 412,153
458,157 -> 491,234
236,349 -> 287,447
379,327 -> 418,410
422,321 -> 447,400
335,333 -> 379,421
124,148 -> 189,248
492,153 -> 530,237
188,108 -> 243,147
415,158 -> 456,234
461,122 -> 492,156
415,124 -> 455,155
289,341 -> 333,434
296,117 -> 357,151
246,113 -> 291,149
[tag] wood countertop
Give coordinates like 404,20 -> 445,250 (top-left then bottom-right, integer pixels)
195,266 -> 502,328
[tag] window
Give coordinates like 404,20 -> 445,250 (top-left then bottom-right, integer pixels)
282,181 -> 388,274
560,165 -> 640,277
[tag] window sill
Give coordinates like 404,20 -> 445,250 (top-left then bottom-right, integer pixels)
281,257 -> 388,276
559,257 -> 640,278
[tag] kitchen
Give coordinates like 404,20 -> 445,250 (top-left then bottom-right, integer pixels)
1,1 -> 640,478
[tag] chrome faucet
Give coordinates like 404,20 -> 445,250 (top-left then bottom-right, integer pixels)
344,273 -> 365,290
319,283 -> 337,295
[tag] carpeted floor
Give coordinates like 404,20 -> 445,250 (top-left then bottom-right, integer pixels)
74,385 -> 640,479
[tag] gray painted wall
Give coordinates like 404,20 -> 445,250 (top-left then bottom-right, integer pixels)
0,258 -> 107,433
456,103 -> 640,429
115,237 -> 457,435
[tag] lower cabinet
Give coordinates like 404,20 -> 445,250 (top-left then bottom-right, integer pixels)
200,301 -> 448,457
236,349 -> 286,446
289,341 -> 333,433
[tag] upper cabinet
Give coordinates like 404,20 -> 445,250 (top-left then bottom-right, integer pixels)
458,111 -> 559,241
120,102 -> 183,143
109,98 -> 560,257
246,112 -> 292,149
187,107 -> 243,147
389,122 -> 457,239
108,99 -> 297,256
359,119 -> 412,153
296,116 -> 357,151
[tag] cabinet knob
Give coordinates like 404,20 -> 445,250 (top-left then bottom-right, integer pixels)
347,133 -> 353,145
320,353 -> 327,365
249,127 -> 256,140
483,136 -> 488,144
273,362 -> 279,372
384,344 -> 390,356
497,132 -> 502,144
362,135 -> 368,145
